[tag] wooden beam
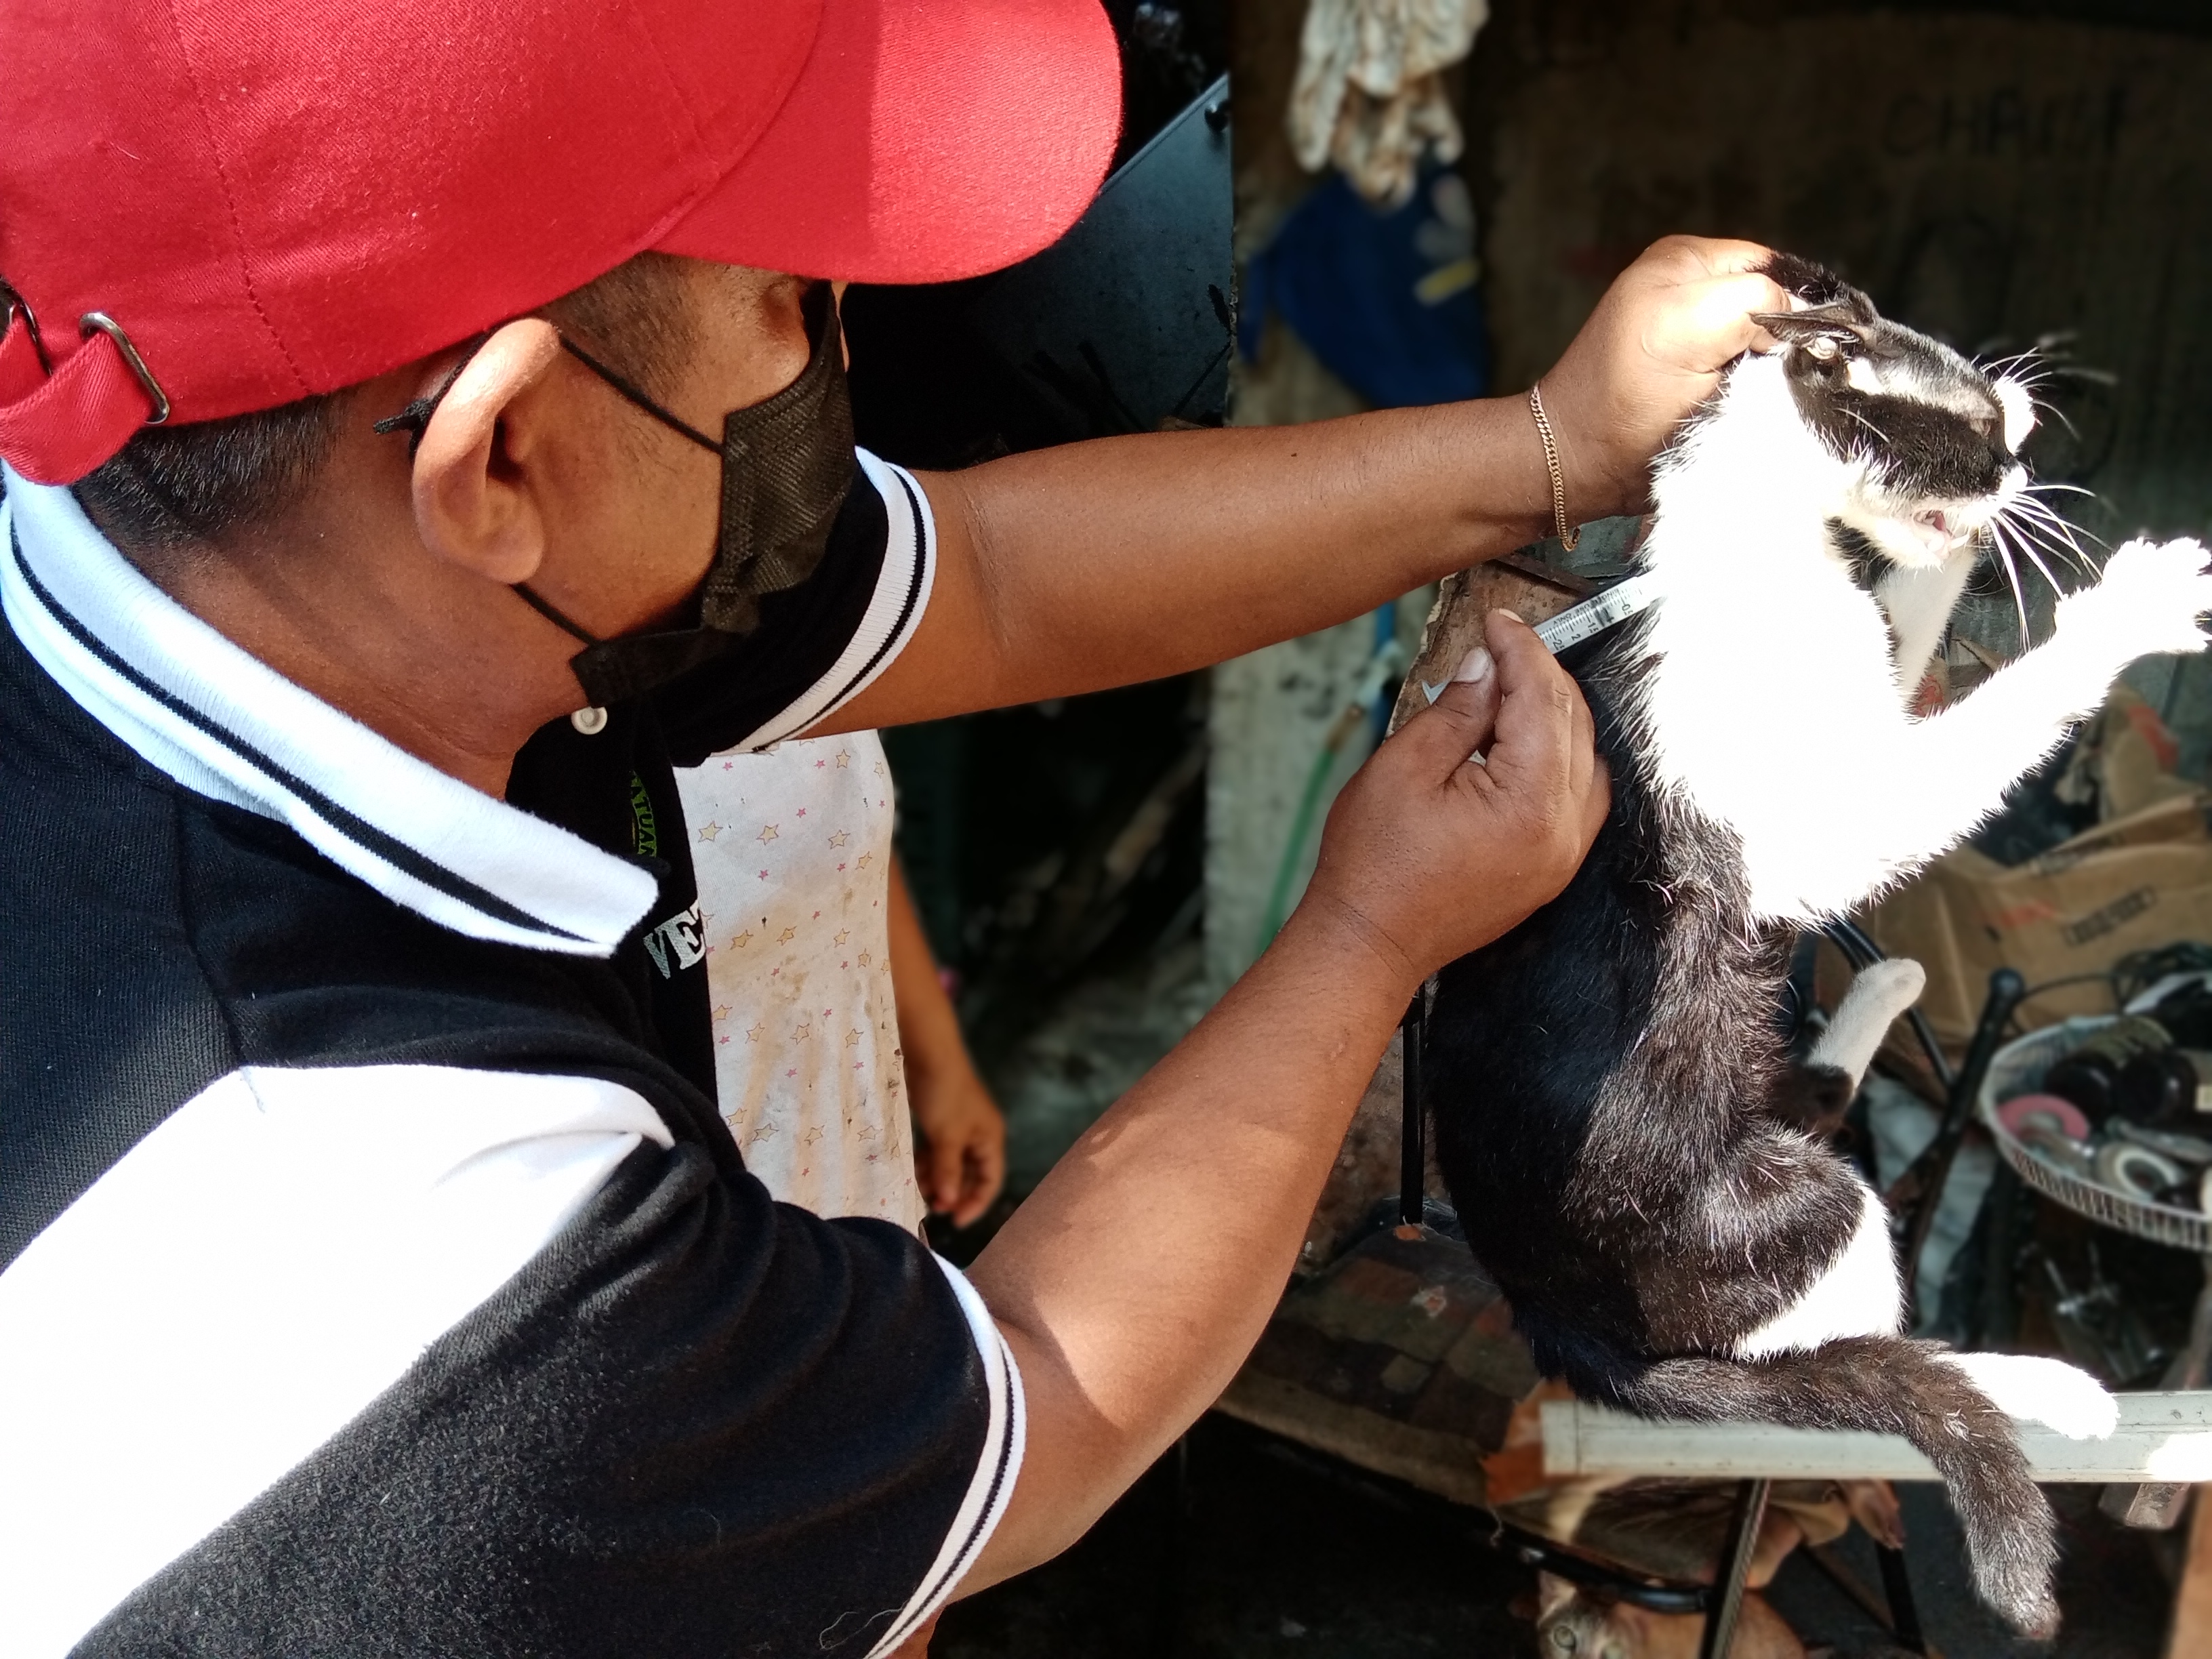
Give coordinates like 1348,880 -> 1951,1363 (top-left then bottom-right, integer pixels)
2169,1488 -> 2212,1659
1543,1393 -> 2212,1483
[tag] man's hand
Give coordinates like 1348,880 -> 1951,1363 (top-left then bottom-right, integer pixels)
1298,610 -> 1609,986
1538,236 -> 1788,524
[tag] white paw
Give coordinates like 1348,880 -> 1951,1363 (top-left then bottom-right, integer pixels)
1846,957 -> 1926,1021
1938,1351 -> 2118,1439
2060,537 -> 2212,663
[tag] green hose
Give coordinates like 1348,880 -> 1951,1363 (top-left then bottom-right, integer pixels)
1252,607 -> 1408,958
1253,700 -> 1368,958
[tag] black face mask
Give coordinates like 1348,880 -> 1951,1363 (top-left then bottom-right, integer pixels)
376,282 -> 855,710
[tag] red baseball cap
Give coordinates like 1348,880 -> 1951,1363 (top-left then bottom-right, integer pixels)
0,0 -> 1120,485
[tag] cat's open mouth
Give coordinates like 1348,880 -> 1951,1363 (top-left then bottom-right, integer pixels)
1904,506 -> 1965,558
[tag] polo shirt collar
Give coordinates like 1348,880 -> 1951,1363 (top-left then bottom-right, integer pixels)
0,468 -> 657,956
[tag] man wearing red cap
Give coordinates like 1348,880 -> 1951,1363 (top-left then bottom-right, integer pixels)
0,2 -> 1784,1654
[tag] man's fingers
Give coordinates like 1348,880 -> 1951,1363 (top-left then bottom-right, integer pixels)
1664,235 -> 1777,278
1656,271 -> 1792,370
1387,642 -> 1501,779
1479,609 -> 1584,786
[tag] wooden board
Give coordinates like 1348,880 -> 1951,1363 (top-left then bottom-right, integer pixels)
1383,557 -> 1589,737
1216,1223 -> 1542,1507
1543,1393 -> 2212,1483
2169,1484 -> 2212,1659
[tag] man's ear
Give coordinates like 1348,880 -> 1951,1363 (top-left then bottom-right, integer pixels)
411,319 -> 564,585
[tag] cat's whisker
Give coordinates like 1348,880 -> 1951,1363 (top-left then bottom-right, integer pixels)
1999,510 -> 2070,592
1996,510 -> 2091,583
2020,544 -> 2068,606
2017,506 -> 2097,571
1843,407 -> 1891,445
2030,398 -> 2081,441
1999,513 -> 2076,602
1984,526 -> 2033,646
2026,480 -> 2095,498
2011,498 -> 2105,562
1986,518 -> 2044,630
1981,348 -> 2049,380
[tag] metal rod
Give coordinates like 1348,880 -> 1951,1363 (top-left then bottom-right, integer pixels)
1898,968 -> 2025,1320
1875,1543 -> 1928,1654
1399,996 -> 1425,1228
1498,1526 -> 1708,1615
1700,1478 -> 1771,1659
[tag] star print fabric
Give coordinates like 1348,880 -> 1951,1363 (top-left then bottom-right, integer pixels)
677,731 -> 922,1231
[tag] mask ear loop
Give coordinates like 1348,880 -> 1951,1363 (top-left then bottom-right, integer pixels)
512,581 -> 602,647
371,333 -> 492,455
556,278 -> 841,455
558,337 -> 720,454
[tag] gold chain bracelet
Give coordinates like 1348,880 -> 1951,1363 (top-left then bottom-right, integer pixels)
1528,382 -> 1578,553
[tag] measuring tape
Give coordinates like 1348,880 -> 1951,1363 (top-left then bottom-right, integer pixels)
1533,569 -> 1665,653
1421,569 -> 1666,704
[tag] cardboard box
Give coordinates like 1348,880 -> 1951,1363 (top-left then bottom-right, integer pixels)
1857,792 -> 2212,1050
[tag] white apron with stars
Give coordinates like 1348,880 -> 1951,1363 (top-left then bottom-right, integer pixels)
676,731 -> 924,1232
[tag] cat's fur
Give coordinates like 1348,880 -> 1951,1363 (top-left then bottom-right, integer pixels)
1534,1574 -> 1803,1659
1424,254 -> 2212,1637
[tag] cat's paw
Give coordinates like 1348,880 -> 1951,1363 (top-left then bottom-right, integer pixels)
2060,537 -> 2212,663
1937,1350 -> 2119,1439
1845,957 -> 1926,1023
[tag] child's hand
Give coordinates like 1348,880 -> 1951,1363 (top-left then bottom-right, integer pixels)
912,1060 -> 1007,1229
1297,609 -> 1608,985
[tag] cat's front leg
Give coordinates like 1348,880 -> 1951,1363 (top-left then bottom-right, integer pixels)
1877,537 -> 2212,864
2050,536 -> 2212,667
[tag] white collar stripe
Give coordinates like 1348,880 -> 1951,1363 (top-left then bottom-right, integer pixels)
0,475 -> 656,956
9,533 -> 596,947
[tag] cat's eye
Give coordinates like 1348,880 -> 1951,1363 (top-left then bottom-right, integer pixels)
1550,1629 -> 1576,1651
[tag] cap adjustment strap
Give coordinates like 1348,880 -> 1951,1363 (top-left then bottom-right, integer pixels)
0,296 -> 169,487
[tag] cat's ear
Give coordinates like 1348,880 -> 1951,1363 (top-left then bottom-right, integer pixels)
1753,310 -> 1865,363
1536,1573 -> 1579,1620
1757,251 -> 1878,321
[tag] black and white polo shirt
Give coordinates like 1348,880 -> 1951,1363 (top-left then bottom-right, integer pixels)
0,455 -> 1018,1659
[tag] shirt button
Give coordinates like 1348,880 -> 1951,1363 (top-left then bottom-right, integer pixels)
570,705 -> 609,735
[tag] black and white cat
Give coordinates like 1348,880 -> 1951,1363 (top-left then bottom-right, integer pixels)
1423,255 -> 2212,1636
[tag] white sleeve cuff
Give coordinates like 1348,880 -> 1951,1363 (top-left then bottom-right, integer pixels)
735,449 -> 937,752
863,1254 -> 1025,1658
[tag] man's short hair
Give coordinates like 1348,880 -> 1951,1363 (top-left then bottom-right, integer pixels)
70,253 -> 696,559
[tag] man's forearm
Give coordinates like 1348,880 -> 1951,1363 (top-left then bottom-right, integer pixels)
829,397 -> 1553,729
960,900 -> 1417,1586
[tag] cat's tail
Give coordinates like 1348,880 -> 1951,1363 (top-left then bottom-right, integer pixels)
1604,1336 -> 2114,1639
